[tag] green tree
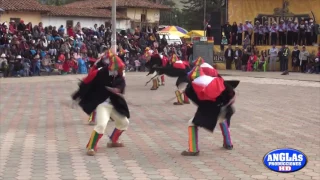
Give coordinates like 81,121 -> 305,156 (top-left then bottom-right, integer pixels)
180,0 -> 225,30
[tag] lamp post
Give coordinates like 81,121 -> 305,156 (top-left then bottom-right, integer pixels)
111,0 -> 117,54
203,0 -> 206,37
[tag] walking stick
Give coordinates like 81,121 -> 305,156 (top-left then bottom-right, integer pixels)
145,73 -> 158,86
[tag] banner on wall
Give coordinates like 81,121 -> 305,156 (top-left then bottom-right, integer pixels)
228,0 -> 319,25
254,0 -> 312,25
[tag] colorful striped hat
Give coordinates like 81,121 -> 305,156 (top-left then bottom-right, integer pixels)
170,54 -> 179,64
188,66 -> 204,81
108,55 -> 125,73
194,57 -> 204,66
105,49 -> 114,59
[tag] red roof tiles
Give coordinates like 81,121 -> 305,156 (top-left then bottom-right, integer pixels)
0,0 -> 49,12
63,0 -> 170,9
46,6 -> 129,19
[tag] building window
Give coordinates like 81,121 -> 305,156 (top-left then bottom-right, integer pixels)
10,18 -> 20,24
105,21 -> 111,29
141,14 -> 146,22
66,20 -> 73,28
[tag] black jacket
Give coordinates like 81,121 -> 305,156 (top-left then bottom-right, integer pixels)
185,79 -> 239,132
72,67 -> 130,118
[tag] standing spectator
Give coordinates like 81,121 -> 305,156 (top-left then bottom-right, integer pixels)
278,20 -> 286,45
234,45 -> 242,70
0,53 -> 8,76
298,20 -> 306,46
291,45 -> 300,72
9,20 -> 17,34
253,21 -> 260,45
231,22 -> 237,45
269,44 -> 278,71
17,20 -> 26,32
237,23 -> 243,45
206,24 -> 211,37
42,54 -> 52,74
241,49 -> 249,71
287,20 -> 293,45
242,34 -> 250,50
220,36 -> 228,52
22,57 -> 31,76
270,22 -> 278,45
32,54 -> 41,76
74,22 -> 82,34
247,20 -> 254,40
223,22 -> 232,44
58,25 -> 65,36
305,20 -> 313,46
67,25 -> 74,37
292,21 -> 299,45
263,22 -> 270,45
258,25 -> 264,45
310,19 -> 317,45
224,44 -> 234,70
299,46 -> 309,73
281,45 -> 290,74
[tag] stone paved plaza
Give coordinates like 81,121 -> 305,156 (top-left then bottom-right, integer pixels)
0,71 -> 320,180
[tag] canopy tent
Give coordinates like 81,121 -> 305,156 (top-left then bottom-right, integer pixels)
158,26 -> 188,38
160,26 -> 188,34
157,31 -> 187,38
182,30 -> 205,38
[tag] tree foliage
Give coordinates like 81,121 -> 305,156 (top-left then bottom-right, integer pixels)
180,0 -> 225,30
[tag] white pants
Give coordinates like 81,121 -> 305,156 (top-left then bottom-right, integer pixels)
269,57 -> 277,71
94,102 -> 129,134
177,82 -> 188,91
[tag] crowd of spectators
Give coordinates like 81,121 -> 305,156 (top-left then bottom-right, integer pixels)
0,20 -> 191,77
224,44 -> 320,74
221,19 -> 319,46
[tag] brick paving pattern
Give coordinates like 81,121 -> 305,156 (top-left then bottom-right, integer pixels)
0,72 -> 319,180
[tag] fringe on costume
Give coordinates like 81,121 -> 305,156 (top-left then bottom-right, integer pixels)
110,128 -> 123,143
219,120 -> 232,147
88,111 -> 96,123
188,126 -> 199,152
175,90 -> 183,104
87,130 -> 103,151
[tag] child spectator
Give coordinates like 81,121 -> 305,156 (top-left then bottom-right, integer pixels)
134,59 -> 141,72
23,58 -> 31,77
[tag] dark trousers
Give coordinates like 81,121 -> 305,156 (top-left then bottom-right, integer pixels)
264,33 -> 269,45
271,32 -> 277,45
258,34 -> 263,45
279,31 -> 285,45
244,31 -> 248,37
237,33 -> 242,45
292,32 -> 298,45
281,57 -> 288,71
301,61 -> 307,72
226,58 -> 232,70
231,33 -> 237,45
287,31 -> 293,45
254,33 -> 259,45
306,32 -> 312,45
299,32 -> 306,45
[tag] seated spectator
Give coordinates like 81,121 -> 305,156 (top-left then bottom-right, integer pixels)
77,57 -> 87,74
0,53 -> 8,77
14,55 -> 23,77
42,54 -> 52,75
32,54 -> 41,76
23,57 -> 31,77
247,53 -> 257,71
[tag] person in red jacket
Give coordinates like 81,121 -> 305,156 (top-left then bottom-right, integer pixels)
67,25 -> 74,37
